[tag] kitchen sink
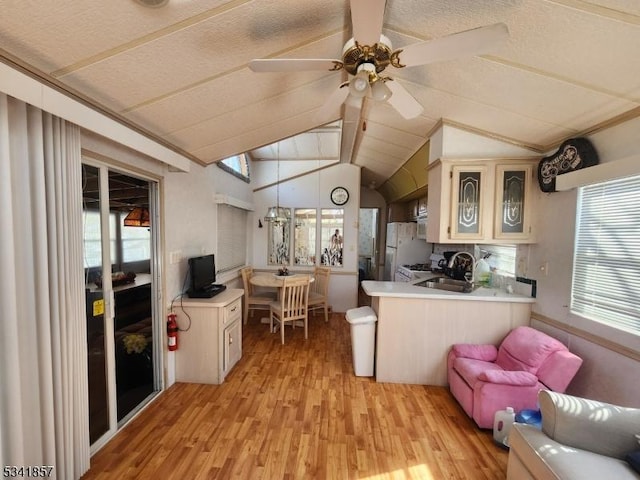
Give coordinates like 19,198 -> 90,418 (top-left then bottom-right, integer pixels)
415,276 -> 476,293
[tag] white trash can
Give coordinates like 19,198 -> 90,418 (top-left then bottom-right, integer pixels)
345,306 -> 377,376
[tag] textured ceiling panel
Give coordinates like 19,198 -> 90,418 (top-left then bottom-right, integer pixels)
391,48 -> 635,129
1,0 -> 638,191
357,135 -> 415,163
586,0 -> 640,16
499,2 -> 640,96
192,109 -> 331,161
358,120 -> 425,152
165,75 -> 341,154
0,0 -> 231,70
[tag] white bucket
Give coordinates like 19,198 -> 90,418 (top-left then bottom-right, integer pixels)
493,407 -> 515,447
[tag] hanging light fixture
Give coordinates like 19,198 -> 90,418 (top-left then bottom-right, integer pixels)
264,141 -> 290,224
371,77 -> 392,101
123,206 -> 150,227
349,69 -> 371,98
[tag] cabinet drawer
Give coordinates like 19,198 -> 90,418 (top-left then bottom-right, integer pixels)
223,298 -> 242,325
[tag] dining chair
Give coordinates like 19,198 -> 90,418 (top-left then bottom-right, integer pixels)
269,275 -> 310,345
308,266 -> 331,322
240,266 -> 276,325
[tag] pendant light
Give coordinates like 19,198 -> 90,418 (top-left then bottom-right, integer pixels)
264,141 -> 290,224
123,206 -> 150,227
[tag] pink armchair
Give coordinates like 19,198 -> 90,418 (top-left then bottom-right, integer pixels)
447,326 -> 583,429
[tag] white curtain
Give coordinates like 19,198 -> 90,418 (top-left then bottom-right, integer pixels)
0,93 -> 89,478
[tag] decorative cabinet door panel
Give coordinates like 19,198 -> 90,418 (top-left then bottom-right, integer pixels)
450,165 -> 488,240
494,164 -> 533,240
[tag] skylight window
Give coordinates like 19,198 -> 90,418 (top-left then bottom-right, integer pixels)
217,153 -> 250,182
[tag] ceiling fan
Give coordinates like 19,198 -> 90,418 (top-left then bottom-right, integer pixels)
249,0 -> 508,120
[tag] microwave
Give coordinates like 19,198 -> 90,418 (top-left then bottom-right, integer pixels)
416,215 -> 427,239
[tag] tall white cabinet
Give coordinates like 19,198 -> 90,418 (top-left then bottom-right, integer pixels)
174,288 -> 244,384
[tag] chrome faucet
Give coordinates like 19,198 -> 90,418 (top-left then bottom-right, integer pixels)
448,251 -> 476,284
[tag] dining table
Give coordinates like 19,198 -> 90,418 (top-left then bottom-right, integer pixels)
249,273 -> 314,325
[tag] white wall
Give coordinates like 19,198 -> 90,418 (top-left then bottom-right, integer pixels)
164,163 -> 253,298
429,124 -> 536,161
251,162 -> 361,312
526,118 -> 640,406
81,132 -> 254,386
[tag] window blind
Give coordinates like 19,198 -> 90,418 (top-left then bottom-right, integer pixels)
217,203 -> 247,273
571,174 -> 640,334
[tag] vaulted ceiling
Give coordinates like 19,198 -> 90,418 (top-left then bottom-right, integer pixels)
1,0 -> 639,190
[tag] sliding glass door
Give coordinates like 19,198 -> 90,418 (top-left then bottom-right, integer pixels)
83,162 -> 161,449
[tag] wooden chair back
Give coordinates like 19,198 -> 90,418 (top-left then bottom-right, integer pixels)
312,266 -> 331,297
240,266 -> 254,296
279,275 -> 310,323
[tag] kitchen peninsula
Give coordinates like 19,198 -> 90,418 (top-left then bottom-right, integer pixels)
361,279 -> 535,386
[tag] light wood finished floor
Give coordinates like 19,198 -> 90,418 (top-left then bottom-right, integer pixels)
82,311 -> 508,479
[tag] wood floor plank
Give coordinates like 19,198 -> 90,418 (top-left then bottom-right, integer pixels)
82,311 -> 508,479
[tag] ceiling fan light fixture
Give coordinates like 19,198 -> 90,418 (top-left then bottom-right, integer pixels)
133,0 -> 169,7
371,79 -> 392,101
349,70 -> 370,98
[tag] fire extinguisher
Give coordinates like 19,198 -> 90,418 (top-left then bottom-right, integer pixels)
167,313 -> 179,351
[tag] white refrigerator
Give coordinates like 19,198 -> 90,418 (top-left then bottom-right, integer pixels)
384,222 -> 431,281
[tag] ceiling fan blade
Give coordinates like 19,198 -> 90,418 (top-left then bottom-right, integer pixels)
385,81 -> 424,119
249,58 -> 342,72
396,23 -> 509,68
314,85 -> 350,122
350,0 -> 385,46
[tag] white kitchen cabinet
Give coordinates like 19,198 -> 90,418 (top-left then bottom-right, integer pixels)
427,158 -> 537,244
174,288 -> 244,384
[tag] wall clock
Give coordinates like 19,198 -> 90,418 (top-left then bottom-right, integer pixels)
330,186 -> 349,206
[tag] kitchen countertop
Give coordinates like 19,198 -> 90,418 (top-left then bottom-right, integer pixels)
361,276 -> 535,303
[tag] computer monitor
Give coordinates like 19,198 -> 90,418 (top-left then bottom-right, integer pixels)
188,254 -> 215,293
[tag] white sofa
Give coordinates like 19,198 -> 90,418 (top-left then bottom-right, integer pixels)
507,390 -> 640,479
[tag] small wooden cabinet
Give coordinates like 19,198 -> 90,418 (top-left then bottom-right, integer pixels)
427,158 -> 537,244
174,288 -> 244,384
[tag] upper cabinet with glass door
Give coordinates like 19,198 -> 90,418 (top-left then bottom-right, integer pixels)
450,164 -> 489,241
427,158 -> 538,244
493,163 -> 534,241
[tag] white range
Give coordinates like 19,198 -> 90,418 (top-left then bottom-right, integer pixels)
395,263 -> 433,282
